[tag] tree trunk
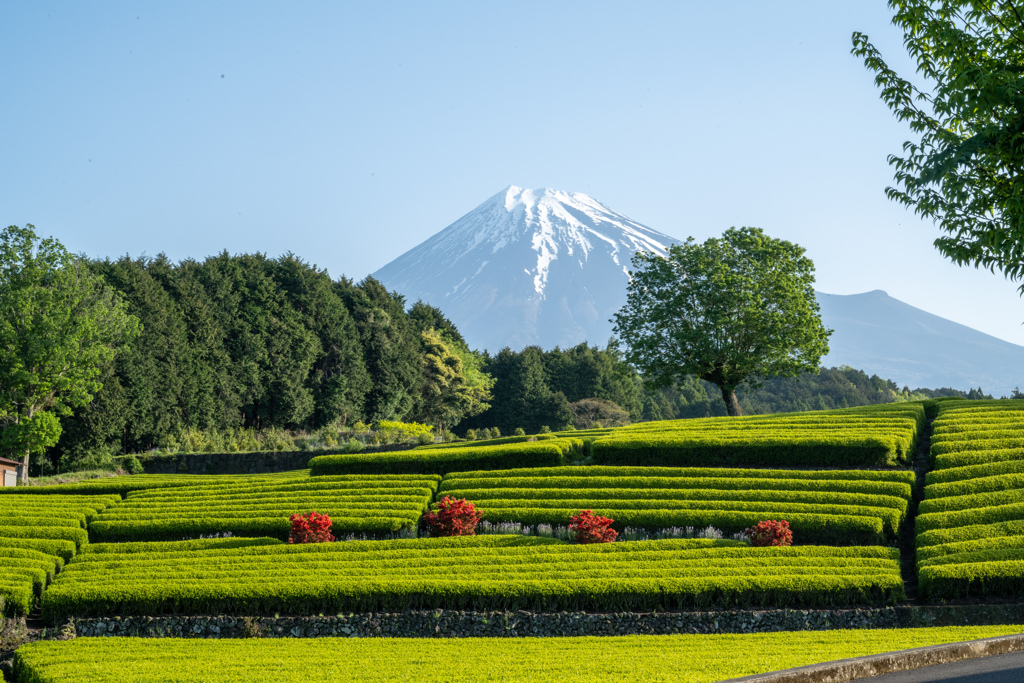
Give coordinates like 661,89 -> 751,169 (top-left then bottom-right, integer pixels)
20,449 -> 29,485
720,386 -> 743,417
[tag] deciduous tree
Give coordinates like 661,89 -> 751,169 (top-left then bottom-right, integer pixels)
612,227 -> 831,416
853,1 -> 1024,290
417,328 -> 493,431
0,225 -> 140,482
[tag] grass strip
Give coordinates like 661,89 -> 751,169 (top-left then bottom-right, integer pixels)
15,627 -> 1024,683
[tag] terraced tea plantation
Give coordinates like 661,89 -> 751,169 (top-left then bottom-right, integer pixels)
580,402 -> 924,468
87,474 -> 439,542
0,494 -> 120,617
438,466 -> 914,544
0,470 -> 314,497
917,400 -> 1024,600
40,535 -> 903,624
4,398 -> 1024,680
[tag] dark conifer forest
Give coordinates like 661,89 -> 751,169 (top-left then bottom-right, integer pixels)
45,251 -> 991,473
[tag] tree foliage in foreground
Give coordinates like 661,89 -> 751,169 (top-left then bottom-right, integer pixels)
853,1 -> 1024,291
613,227 -> 832,416
0,225 -> 140,482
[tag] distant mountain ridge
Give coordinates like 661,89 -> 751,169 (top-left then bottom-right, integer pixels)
816,290 -> 1023,397
374,186 -> 1024,396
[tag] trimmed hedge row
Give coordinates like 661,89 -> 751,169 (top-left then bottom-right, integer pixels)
926,458 -> 1024,485
0,525 -> 88,549
917,519 -> 1024,549
931,438 -> 1024,455
308,439 -> 583,476
474,508 -> 887,544
0,547 -> 65,572
416,434 -> 560,449
933,448 -> 1024,470
87,516 -> 414,543
919,489 -> 1024,515
308,405 -> 922,475
573,403 -> 924,469
0,470 -> 313,497
438,466 -> 910,543
0,494 -> 113,563
442,465 -> 917,485
915,399 -> 1024,599
440,474 -> 913,499
0,581 -> 33,619
0,537 -> 78,564
0,515 -> 87,529
916,534 -> 1024,563
918,547 -> 1024,568
78,537 -> 283,558
450,487 -> 908,514
464,500 -> 901,536
0,548 -> 63,617
589,434 -> 910,469
919,560 -> 1024,600
41,537 -> 904,623
86,474 -> 440,542
917,500 -> 1024,534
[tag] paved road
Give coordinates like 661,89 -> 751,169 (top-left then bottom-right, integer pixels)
857,649 -> 1024,682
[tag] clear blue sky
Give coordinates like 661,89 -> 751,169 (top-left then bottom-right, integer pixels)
3,1 -> 1023,346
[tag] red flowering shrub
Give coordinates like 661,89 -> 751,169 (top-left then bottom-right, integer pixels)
289,511 -> 335,544
569,509 -> 617,544
421,496 -> 484,537
744,520 -> 792,547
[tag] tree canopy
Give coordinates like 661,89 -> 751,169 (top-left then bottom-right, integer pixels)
0,225 -> 141,482
417,328 -> 493,431
853,1 -> 1024,290
612,227 -> 832,416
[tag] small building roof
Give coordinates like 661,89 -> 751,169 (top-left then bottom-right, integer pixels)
0,457 -> 22,467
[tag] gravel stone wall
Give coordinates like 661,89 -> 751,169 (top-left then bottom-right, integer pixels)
67,603 -> 1024,640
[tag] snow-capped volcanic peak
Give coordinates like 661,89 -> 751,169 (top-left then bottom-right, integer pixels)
373,185 -> 679,351
499,186 -> 670,296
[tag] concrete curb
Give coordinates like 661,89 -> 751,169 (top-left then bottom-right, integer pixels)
722,633 -> 1024,682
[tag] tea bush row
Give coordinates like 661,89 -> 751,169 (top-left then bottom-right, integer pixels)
0,547 -> 64,616
308,439 -> 582,476
0,470 -> 313,497
437,466 -> 912,543
40,537 -> 904,623
86,475 -> 440,542
916,399 -> 1024,600
582,404 -> 924,468
0,494 -> 122,565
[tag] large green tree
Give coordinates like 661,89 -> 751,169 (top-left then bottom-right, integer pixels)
417,328 -> 493,431
612,227 -> 831,416
0,225 -> 140,481
853,1 -> 1024,290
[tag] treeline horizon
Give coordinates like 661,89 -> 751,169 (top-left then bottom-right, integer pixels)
39,250 -> 993,474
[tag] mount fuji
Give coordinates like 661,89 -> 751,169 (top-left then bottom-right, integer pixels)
373,185 -> 1024,395
373,185 -> 676,351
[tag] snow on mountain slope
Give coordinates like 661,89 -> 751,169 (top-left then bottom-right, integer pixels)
373,186 -> 677,351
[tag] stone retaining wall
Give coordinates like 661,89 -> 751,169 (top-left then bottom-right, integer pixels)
68,603 -> 1024,640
